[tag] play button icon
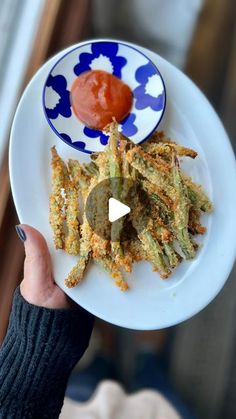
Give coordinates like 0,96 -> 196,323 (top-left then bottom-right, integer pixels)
85,177 -> 151,241
108,198 -> 130,222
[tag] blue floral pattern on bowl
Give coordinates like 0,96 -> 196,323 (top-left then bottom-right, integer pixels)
43,40 -> 166,153
45,75 -> 72,119
134,62 -> 165,111
74,42 -> 127,78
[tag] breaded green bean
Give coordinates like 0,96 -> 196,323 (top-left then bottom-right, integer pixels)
83,161 -> 99,177
141,180 -> 173,226
125,238 -> 147,262
144,142 -> 197,159
65,176 -> 97,288
50,128 -> 212,289
64,177 -> 80,255
92,153 -> 110,259
108,123 -> 122,188
155,225 -> 182,268
49,146 -> 68,249
130,194 -> 171,277
127,145 -> 170,173
65,219 -> 92,288
171,156 -> 195,259
95,256 -> 129,291
188,207 -> 207,235
182,173 -> 213,213
139,228 -> 171,278
108,123 -> 125,264
68,159 -> 90,193
147,130 -> 168,144
163,242 -> 182,268
126,146 -> 173,196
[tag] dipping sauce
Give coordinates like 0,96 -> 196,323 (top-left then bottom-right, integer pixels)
71,70 -> 133,130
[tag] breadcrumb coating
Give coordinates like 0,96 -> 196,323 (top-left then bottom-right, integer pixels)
49,127 -> 212,291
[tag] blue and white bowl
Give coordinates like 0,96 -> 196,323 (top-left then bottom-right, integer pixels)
43,40 -> 166,153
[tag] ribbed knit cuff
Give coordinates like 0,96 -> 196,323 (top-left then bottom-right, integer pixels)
0,287 -> 94,419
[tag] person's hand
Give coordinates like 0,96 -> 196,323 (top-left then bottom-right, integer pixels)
16,224 -> 72,309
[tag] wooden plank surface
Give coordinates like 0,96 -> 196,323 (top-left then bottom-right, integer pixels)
23,0 -> 62,83
0,198 -> 24,342
0,0 -> 91,343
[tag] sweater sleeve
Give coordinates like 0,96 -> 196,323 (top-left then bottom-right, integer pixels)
0,286 -> 94,419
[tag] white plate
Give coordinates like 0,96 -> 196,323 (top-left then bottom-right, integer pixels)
9,40 -> 236,330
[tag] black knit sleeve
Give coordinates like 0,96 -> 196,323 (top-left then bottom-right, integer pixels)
0,287 -> 94,419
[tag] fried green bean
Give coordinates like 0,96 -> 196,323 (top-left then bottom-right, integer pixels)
139,228 -> 171,278
126,146 -> 173,195
65,221 -> 92,288
83,161 -> 99,177
144,142 -> 197,159
141,180 -> 174,231
108,122 -> 124,264
130,192 -> 171,277
64,177 -> 80,255
155,225 -> 181,268
50,127 -> 213,290
188,207 -> 207,235
182,174 -> 213,212
49,146 -> 68,249
163,242 -> 182,268
95,256 -> 129,291
92,153 -> 110,259
171,155 -> 195,259
147,130 -> 168,144
68,159 -> 90,193
65,176 -> 97,287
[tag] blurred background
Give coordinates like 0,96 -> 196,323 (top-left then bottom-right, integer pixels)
0,1 -> 236,418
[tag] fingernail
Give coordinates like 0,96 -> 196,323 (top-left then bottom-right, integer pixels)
15,225 -> 27,242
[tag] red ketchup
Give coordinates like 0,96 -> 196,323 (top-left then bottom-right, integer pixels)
71,70 -> 133,130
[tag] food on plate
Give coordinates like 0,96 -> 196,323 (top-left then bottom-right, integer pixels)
71,70 -> 133,130
49,125 -> 213,290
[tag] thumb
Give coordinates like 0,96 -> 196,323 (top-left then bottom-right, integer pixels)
16,224 -> 56,306
17,225 -> 72,308
17,224 -> 53,286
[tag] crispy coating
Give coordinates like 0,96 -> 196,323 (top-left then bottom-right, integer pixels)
68,159 -> 90,196
91,152 -> 110,259
65,220 -> 92,288
125,239 -> 147,262
64,178 -> 80,255
50,128 -> 213,291
189,207 -> 207,235
83,161 -> 99,177
96,257 -> 129,291
142,180 -> 173,210
183,173 -> 213,213
144,142 -> 197,159
171,155 -> 195,259
108,122 -> 127,268
126,146 -> 174,200
148,130 -> 168,143
139,228 -> 171,278
127,145 -> 171,174
65,254 -> 89,288
65,176 -> 97,288
49,146 -> 68,249
130,194 -> 170,278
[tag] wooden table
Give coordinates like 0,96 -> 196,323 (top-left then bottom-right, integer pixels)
0,0 -> 91,342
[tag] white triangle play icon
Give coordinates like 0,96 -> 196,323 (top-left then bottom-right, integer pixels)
108,197 -> 130,222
